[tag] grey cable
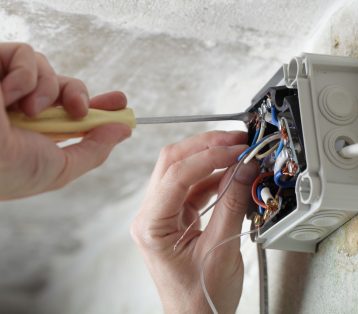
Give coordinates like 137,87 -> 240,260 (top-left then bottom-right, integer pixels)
257,243 -> 269,314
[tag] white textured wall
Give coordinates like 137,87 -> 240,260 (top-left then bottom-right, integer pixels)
0,1 -> 357,313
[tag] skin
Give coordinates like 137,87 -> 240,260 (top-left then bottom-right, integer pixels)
131,131 -> 259,313
0,42 -> 131,199
1,42 -> 259,313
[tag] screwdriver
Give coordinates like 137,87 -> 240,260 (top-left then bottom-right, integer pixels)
8,107 -> 255,141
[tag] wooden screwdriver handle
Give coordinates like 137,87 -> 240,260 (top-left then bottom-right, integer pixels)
8,107 -> 136,140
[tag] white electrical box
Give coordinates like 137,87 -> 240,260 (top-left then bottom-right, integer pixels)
249,53 -> 358,253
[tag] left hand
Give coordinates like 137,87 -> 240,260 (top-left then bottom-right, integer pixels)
131,131 -> 258,313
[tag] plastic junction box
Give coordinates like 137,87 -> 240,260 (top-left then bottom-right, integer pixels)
251,53 -> 358,253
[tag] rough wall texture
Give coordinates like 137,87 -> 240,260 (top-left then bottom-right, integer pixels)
0,0 -> 357,313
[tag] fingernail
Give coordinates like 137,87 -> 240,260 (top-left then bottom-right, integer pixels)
34,96 -> 51,112
235,160 -> 259,184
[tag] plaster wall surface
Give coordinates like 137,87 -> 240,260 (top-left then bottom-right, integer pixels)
0,0 -> 357,313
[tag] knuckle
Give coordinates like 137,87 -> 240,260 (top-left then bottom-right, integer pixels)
92,152 -> 109,168
69,77 -> 86,90
204,130 -> 227,142
130,220 -> 142,244
130,219 -> 156,249
222,194 -> 247,215
36,52 -> 48,62
159,144 -> 175,160
41,73 -> 59,96
95,156 -> 107,168
205,146 -> 224,167
158,143 -> 177,167
166,160 -> 183,180
41,72 -> 57,82
21,67 -> 37,89
19,43 -> 35,55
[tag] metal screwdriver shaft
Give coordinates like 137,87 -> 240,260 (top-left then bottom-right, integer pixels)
136,112 -> 254,124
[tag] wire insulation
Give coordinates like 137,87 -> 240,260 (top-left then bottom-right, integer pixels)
271,106 -> 279,127
257,243 -> 269,314
274,139 -> 284,159
256,142 -> 279,160
273,171 -> 296,188
251,172 -> 274,208
174,157 -> 246,251
252,127 -> 260,145
339,143 -> 358,158
244,133 -> 280,164
200,228 -> 260,314
257,121 -> 266,142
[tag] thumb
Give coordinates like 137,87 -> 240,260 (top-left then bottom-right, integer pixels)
50,123 -> 131,190
204,160 -> 259,246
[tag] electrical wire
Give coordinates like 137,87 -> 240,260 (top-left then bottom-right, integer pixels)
174,133 -> 280,251
274,139 -> 284,159
251,172 -> 274,208
244,133 -> 281,164
200,228 -> 260,314
273,171 -> 296,188
339,143 -> 358,158
256,142 -> 279,160
273,148 -> 288,174
257,120 -> 266,142
271,106 -> 279,127
252,126 -> 260,145
257,243 -> 268,314
237,132 -> 280,161
257,185 -> 265,216
173,157 -> 246,251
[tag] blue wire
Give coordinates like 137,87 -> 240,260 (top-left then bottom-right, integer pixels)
271,106 -> 279,127
257,185 -> 265,216
238,132 -> 279,161
251,128 -> 260,146
274,171 -> 296,188
275,139 -> 284,159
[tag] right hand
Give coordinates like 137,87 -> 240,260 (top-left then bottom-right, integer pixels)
0,42 -> 131,200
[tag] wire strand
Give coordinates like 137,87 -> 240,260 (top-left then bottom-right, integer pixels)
173,157 -> 246,251
200,228 -> 260,314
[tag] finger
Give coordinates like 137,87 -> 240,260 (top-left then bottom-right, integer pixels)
202,160 -> 259,248
90,91 -> 127,110
180,171 -> 225,228
0,43 -> 38,106
57,75 -> 89,119
185,170 -> 225,212
49,123 -> 131,190
19,53 -> 59,117
154,131 -> 247,178
144,145 -> 247,220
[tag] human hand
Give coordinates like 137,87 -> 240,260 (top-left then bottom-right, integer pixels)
0,42 -> 131,199
131,131 -> 258,313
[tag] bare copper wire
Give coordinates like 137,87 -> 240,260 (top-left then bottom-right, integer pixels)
282,160 -> 298,176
